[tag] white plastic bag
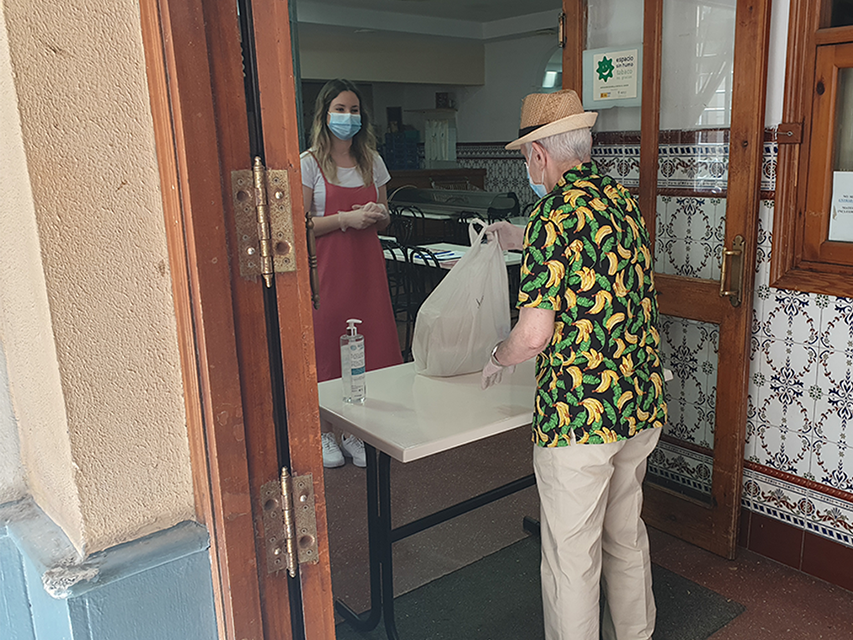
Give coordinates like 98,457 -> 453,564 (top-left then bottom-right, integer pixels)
412,220 -> 511,377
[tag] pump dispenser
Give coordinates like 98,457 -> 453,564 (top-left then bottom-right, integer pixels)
340,319 -> 366,403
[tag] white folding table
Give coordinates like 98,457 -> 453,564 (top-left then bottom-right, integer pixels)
318,360 -> 537,640
382,241 -> 522,270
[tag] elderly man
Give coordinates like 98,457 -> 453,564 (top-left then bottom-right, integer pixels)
483,89 -> 667,640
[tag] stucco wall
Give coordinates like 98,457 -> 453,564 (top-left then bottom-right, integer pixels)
0,341 -> 26,505
0,4 -> 74,526
1,0 -> 194,554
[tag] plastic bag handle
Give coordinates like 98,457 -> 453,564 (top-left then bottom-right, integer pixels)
468,218 -> 489,247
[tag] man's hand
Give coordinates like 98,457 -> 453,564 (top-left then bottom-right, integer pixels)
481,346 -> 516,390
485,220 -> 524,251
338,203 -> 388,231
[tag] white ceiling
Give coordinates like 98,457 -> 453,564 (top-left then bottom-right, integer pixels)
296,0 -> 561,23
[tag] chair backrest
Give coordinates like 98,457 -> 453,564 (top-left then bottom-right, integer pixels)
386,214 -> 414,246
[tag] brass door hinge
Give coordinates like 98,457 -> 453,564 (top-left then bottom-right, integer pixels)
231,157 -> 297,287
260,468 -> 320,577
558,11 -> 566,48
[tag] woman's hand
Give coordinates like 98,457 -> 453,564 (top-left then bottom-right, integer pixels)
485,220 -> 525,251
338,203 -> 389,231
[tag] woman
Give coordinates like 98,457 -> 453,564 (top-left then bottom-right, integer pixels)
302,79 -> 403,468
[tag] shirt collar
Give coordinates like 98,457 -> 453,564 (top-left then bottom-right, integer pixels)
555,161 -> 599,190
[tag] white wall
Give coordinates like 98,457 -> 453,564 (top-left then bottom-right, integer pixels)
299,23 -> 485,86
369,32 -> 558,143
765,0 -> 790,126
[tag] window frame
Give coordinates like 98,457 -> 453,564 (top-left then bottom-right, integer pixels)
771,1 -> 853,297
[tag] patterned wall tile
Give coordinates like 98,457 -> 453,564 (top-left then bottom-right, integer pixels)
659,316 -> 718,448
761,142 -> 778,192
655,196 -> 726,279
814,349 -> 853,447
648,440 -> 713,496
753,424 -> 813,477
658,143 -> 729,191
592,143 -> 640,188
743,468 -> 853,546
812,438 -> 853,493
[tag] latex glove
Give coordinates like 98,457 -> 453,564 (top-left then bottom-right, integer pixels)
338,204 -> 387,231
481,354 -> 516,390
485,220 -> 524,251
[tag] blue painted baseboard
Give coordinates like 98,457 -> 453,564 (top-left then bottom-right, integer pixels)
1,500 -> 218,640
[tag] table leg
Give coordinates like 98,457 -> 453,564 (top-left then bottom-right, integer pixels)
378,452 -> 400,640
334,444 -> 383,632
523,515 -> 541,536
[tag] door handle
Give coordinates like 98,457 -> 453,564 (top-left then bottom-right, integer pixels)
719,235 -> 744,307
306,212 -> 320,309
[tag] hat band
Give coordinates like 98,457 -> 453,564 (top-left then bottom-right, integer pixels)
518,124 -> 544,138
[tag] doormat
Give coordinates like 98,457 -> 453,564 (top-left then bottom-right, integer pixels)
335,535 -> 745,640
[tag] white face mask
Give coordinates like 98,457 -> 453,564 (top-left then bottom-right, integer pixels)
526,162 -> 548,198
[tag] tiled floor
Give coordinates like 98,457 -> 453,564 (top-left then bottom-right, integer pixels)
324,426 -> 853,639
650,529 -> 853,639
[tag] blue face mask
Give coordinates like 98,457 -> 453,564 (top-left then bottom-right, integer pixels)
526,163 -> 548,199
328,112 -> 362,140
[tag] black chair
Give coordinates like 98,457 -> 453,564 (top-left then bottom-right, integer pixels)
396,205 -> 426,244
383,241 -> 409,320
385,213 -> 413,246
450,213 -> 485,245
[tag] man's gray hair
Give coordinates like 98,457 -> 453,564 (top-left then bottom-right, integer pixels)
523,127 -> 593,164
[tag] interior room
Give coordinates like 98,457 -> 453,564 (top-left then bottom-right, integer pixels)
294,0 -> 853,638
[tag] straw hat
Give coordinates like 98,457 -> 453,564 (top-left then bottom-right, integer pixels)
505,89 -> 597,150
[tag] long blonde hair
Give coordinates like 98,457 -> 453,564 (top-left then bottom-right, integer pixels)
310,79 -> 378,186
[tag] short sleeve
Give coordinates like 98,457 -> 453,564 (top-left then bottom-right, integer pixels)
300,151 -> 320,189
373,153 -> 391,187
517,199 -> 569,311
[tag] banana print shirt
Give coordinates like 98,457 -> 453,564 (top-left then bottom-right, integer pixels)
518,161 -> 667,447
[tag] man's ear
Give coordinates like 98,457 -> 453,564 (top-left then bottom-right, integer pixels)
530,141 -> 546,165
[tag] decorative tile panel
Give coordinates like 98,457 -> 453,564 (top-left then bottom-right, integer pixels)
648,441 -> 713,496
743,468 -> 853,546
657,143 -> 729,191
591,143 -> 641,188
655,195 -> 726,279
659,315 -> 719,449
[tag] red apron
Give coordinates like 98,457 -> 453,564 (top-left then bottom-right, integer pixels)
312,169 -> 403,382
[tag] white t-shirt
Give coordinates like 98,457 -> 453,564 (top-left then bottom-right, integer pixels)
300,150 -> 391,217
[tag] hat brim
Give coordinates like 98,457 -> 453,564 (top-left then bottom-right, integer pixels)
505,112 -> 598,150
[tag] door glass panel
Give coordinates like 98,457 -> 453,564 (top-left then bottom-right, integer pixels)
829,67 -> 853,243
832,68 -> 853,172
828,0 -> 853,28
587,0 -> 644,133
650,318 -> 718,502
646,0 -> 736,502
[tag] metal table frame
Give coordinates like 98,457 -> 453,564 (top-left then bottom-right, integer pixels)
334,444 -> 536,640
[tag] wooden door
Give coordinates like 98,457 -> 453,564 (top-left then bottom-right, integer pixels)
562,0 -> 772,558
140,0 -> 334,638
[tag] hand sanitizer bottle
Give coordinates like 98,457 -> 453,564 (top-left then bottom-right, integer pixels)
341,319 -> 366,404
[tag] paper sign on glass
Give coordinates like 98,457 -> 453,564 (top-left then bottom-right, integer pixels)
592,49 -> 639,101
829,171 -> 853,243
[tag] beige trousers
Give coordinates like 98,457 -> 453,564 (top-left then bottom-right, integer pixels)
533,427 -> 661,640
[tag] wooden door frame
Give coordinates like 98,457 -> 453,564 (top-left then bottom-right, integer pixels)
562,0 -> 772,558
139,0 -> 334,638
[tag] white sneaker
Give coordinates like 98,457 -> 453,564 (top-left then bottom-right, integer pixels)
340,434 -> 366,468
321,432 -> 344,468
